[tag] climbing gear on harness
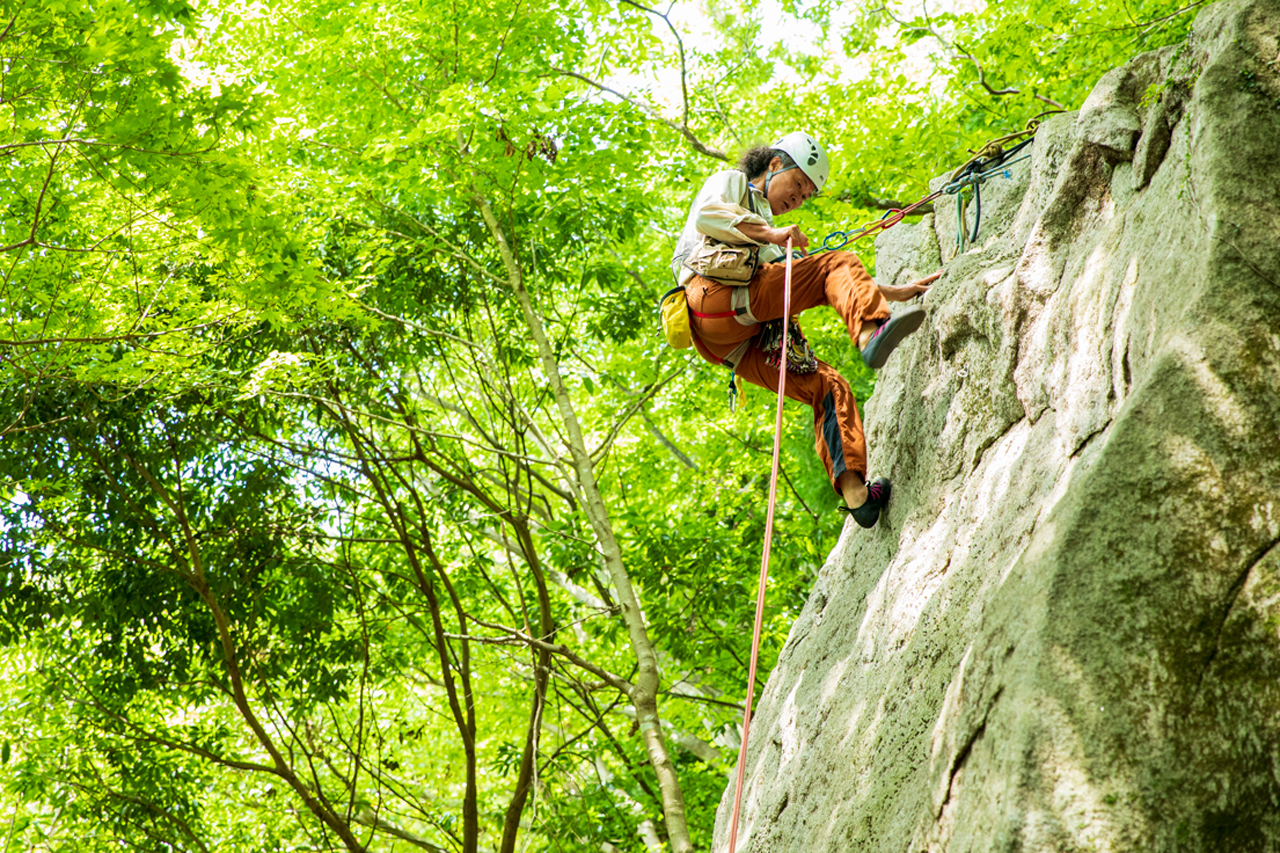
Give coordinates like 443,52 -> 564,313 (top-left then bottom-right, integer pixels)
727,369 -> 744,412
727,240 -> 794,853
839,477 -> 891,528
770,131 -> 829,191
860,306 -> 926,369
666,292 -> 743,410
758,317 -> 818,375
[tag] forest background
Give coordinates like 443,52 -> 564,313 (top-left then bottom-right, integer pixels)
0,0 -> 1202,849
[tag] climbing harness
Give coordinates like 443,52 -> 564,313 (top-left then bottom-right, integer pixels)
727,240 -> 793,853
660,287 -> 746,350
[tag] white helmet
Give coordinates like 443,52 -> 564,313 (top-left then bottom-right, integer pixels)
772,131 -> 829,191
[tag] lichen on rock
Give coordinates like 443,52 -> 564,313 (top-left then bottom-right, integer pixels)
714,1 -> 1280,850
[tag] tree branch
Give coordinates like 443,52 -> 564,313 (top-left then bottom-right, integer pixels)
117,447 -> 368,852
548,66 -> 728,162
618,0 -> 691,127
460,618 -> 633,694
877,2 -> 1065,109
588,367 -> 682,462
352,809 -> 450,853
1072,1 -> 1209,37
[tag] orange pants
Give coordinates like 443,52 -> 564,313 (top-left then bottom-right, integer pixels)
686,252 -> 890,493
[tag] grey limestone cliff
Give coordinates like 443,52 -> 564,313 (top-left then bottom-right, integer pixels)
714,1 -> 1280,850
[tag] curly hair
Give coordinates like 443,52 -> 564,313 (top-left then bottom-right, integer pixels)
737,146 -> 796,179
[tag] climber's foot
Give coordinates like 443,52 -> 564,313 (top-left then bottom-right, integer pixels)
840,477 -> 891,529
860,306 -> 926,369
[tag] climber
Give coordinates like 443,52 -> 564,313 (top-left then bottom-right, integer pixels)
672,131 -> 939,528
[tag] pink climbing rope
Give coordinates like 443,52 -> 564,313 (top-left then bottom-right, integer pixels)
726,238 -> 792,853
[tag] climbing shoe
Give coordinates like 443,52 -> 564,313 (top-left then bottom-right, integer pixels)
840,477 -> 891,529
859,306 -> 926,369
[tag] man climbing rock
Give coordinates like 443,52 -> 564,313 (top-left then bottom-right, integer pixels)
672,131 -> 940,528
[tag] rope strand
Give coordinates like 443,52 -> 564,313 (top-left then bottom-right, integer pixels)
727,238 -> 792,853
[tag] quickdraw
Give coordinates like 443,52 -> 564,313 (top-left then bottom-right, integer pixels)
942,136 -> 1035,255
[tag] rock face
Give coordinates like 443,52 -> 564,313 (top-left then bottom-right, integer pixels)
714,2 -> 1280,851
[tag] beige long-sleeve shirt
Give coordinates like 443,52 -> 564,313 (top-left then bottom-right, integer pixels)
670,169 -> 784,285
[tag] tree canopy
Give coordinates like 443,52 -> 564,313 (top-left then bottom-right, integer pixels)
0,0 -> 1200,849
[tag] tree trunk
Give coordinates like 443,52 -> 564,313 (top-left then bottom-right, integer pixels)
475,194 -> 694,853
499,521 -> 555,853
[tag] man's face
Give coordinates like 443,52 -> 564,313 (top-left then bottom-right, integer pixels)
767,163 -> 818,216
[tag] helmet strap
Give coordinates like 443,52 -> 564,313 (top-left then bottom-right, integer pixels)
763,163 -> 797,196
